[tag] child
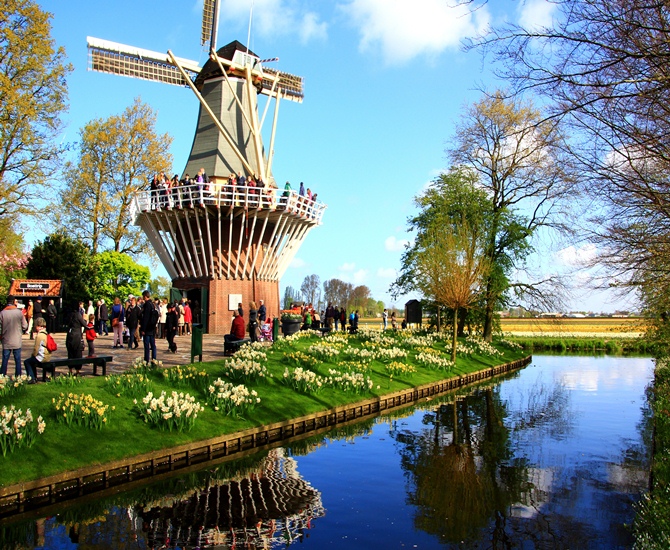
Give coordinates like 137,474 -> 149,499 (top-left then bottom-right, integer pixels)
165,302 -> 179,353
86,313 -> 97,357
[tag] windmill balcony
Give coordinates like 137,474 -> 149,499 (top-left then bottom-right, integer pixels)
130,183 -> 325,225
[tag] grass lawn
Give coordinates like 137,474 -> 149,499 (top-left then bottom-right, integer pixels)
0,328 -> 526,487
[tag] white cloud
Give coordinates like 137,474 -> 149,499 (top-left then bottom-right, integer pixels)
518,0 -> 557,30
377,267 -> 397,278
352,269 -> 368,284
299,12 -> 328,43
336,265 -> 369,285
385,236 -> 410,252
339,0 -> 490,64
554,244 -> 597,267
290,257 -> 306,268
220,0 -> 327,42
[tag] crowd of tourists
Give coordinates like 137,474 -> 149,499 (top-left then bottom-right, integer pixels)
0,290 -> 204,384
146,168 -> 320,216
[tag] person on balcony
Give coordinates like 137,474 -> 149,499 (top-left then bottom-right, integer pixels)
281,181 -> 291,209
237,171 -> 246,188
196,167 -> 209,206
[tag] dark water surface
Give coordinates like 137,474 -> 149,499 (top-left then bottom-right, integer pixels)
1,355 -> 654,549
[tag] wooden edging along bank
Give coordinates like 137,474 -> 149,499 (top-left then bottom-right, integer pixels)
0,355 -> 532,520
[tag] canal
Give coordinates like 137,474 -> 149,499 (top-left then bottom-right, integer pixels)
0,354 -> 654,549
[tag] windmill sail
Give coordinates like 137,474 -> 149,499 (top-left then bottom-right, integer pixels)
202,0 -> 216,47
87,36 -> 200,86
261,66 -> 304,102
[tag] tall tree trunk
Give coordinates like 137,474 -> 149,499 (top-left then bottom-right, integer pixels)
457,307 -> 467,337
452,307 -> 458,363
483,283 -> 495,342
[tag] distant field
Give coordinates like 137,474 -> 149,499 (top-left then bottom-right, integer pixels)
357,316 -> 646,338
500,317 -> 646,338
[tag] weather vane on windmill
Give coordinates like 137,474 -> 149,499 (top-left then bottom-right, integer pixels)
86,0 -> 325,335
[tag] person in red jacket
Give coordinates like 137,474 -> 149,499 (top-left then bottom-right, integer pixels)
224,310 -> 246,354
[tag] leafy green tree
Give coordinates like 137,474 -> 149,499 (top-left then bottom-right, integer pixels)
0,219 -> 28,300
57,98 -> 173,255
393,170 -> 491,343
448,93 -> 575,340
148,276 -> 171,301
94,251 -> 150,306
27,233 -> 98,304
0,0 -> 72,218
282,285 -> 298,310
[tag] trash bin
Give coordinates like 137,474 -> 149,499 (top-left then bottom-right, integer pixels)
191,323 -> 203,363
272,317 -> 279,342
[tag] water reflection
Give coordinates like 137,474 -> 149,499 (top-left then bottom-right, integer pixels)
2,449 -> 324,549
137,449 -> 323,548
0,355 -> 654,549
388,356 -> 652,548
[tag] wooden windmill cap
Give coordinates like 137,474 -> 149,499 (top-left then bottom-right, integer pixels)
195,40 -> 259,89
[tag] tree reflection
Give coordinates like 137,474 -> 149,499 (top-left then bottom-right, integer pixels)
392,380 -> 572,545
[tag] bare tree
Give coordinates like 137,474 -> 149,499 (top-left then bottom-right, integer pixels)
350,285 -> 371,313
323,278 -> 354,309
300,274 -> 321,306
472,0 -> 670,314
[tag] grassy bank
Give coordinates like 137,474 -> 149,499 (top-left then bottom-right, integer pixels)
0,329 -> 526,487
505,336 -> 654,354
634,355 -> 670,548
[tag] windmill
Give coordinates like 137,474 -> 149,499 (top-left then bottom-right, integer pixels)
87,1 -> 325,334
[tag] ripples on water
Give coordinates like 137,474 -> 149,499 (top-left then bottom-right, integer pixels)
0,355 -> 654,549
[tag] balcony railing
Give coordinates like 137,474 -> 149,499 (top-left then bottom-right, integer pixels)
131,184 -> 326,224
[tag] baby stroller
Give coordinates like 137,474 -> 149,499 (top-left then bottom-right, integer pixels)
259,322 -> 273,342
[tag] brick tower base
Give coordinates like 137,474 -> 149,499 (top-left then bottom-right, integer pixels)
172,278 -> 280,335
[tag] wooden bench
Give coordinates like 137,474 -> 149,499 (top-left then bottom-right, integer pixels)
40,355 -> 113,381
224,338 -> 250,356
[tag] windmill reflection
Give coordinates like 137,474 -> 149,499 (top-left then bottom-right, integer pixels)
134,448 -> 324,549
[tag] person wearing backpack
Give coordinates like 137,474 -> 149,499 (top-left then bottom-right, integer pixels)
140,290 -> 158,363
24,318 -> 51,383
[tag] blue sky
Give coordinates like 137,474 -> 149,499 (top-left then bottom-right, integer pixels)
38,0 -> 631,313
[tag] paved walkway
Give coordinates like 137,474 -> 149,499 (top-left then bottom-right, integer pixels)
16,331 -> 228,377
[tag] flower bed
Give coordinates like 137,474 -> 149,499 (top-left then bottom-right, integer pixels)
0,405 -> 45,456
207,379 -> 260,416
0,374 -> 30,397
134,391 -> 203,432
53,393 -> 112,429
